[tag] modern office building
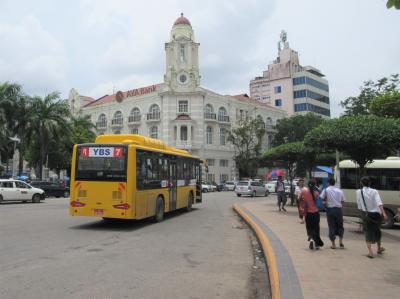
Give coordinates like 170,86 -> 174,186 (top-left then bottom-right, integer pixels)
69,14 -> 286,183
250,31 -> 330,118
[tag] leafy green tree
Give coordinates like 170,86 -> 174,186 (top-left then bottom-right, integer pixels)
304,115 -> 400,176
262,142 -> 310,199
227,117 -> 266,178
340,74 -> 399,116
369,90 -> 400,118
272,113 -> 324,146
387,0 -> 400,9
25,92 -> 71,179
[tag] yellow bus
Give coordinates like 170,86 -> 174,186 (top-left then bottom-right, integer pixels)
70,134 -> 202,222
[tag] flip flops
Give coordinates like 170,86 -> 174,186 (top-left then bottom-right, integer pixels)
377,247 -> 385,254
366,254 -> 374,259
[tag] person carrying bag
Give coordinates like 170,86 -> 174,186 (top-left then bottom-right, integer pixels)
356,176 -> 388,259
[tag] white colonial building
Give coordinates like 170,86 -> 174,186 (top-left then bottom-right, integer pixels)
69,14 -> 286,183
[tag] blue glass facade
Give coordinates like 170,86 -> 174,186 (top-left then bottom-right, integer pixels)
294,103 -> 330,117
293,76 -> 329,92
293,89 -> 329,104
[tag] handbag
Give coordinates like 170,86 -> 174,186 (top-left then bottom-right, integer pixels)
314,196 -> 325,211
360,190 -> 382,225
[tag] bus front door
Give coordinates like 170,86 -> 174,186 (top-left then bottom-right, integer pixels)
169,161 -> 177,210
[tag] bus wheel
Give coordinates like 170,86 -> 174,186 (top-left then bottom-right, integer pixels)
186,192 -> 193,212
32,194 -> 41,203
381,209 -> 394,229
155,197 -> 164,222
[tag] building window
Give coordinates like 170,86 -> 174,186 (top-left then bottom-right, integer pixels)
206,159 -> 215,166
220,174 -> 229,183
180,44 -> 185,62
112,111 -> 123,125
206,126 -> 213,144
131,127 -> 138,134
150,126 -> 158,139
97,114 -> 107,128
180,126 -> 188,141
220,128 -> 226,145
220,160 -> 229,167
129,107 -> 141,122
274,86 -> 282,93
218,107 -> 229,122
178,100 -> 188,113
148,104 -> 160,120
275,99 -> 282,107
294,103 -> 330,116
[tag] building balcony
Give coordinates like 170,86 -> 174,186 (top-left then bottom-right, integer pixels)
146,112 -> 161,122
111,118 -> 124,128
96,121 -> 107,130
175,140 -> 192,150
204,112 -> 217,122
128,115 -> 141,125
218,115 -> 230,123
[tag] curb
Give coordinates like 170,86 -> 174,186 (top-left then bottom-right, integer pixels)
233,203 -> 280,299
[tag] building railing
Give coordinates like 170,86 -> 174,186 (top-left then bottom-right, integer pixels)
111,117 -> 124,126
128,115 -> 141,123
96,121 -> 107,129
204,112 -> 216,120
218,115 -> 230,122
147,112 -> 161,121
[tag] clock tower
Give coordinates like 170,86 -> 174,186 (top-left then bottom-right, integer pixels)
164,13 -> 201,91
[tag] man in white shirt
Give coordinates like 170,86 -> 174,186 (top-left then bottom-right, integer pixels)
356,176 -> 388,258
275,176 -> 286,212
320,178 -> 345,249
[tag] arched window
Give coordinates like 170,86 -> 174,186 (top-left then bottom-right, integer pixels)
218,107 -> 228,122
206,126 -> 213,144
148,104 -> 160,120
130,107 -> 141,122
204,104 -> 215,120
112,111 -> 123,125
266,117 -> 273,128
97,114 -> 107,128
256,115 -> 265,128
220,128 -> 226,145
150,126 -> 158,139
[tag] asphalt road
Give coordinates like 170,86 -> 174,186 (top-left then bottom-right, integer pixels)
0,192 -> 269,299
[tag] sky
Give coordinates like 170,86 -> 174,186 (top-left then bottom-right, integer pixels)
0,0 -> 399,117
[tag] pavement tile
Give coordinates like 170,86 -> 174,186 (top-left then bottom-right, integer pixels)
241,199 -> 400,299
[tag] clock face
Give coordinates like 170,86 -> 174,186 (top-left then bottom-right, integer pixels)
178,73 -> 188,84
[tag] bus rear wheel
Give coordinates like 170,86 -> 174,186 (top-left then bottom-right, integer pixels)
186,192 -> 193,212
155,197 -> 164,222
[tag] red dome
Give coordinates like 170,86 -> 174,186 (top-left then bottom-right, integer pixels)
174,13 -> 191,26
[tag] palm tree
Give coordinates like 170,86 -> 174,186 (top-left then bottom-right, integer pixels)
26,92 -> 71,179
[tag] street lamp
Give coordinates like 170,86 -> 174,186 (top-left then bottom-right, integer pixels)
9,136 -> 20,177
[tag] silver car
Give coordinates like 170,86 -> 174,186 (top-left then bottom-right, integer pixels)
235,180 -> 269,197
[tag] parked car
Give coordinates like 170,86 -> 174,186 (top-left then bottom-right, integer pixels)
265,180 -> 277,194
224,181 -> 236,191
212,182 -> 224,192
208,182 -> 217,192
30,181 -> 70,198
235,180 -> 269,197
201,181 -> 211,193
0,179 -> 45,203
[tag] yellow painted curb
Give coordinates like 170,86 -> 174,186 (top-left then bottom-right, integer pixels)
233,204 -> 280,299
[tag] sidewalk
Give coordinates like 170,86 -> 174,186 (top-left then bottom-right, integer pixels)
237,199 -> 400,299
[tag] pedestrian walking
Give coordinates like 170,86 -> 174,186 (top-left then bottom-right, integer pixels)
320,178 -> 345,249
275,176 -> 287,212
356,176 -> 388,259
295,178 -> 306,224
300,179 -> 324,250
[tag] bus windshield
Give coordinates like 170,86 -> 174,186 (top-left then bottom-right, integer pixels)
75,145 -> 127,181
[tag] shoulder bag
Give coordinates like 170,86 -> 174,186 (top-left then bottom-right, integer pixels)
360,189 -> 382,225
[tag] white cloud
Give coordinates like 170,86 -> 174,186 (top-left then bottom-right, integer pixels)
0,15 -> 69,95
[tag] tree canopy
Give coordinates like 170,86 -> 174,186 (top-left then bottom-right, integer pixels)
227,117 -> 266,178
304,115 -> 400,174
340,74 -> 399,116
387,0 -> 400,9
369,90 -> 400,118
272,113 -> 324,146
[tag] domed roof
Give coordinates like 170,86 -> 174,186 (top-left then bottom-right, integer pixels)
174,13 -> 191,26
